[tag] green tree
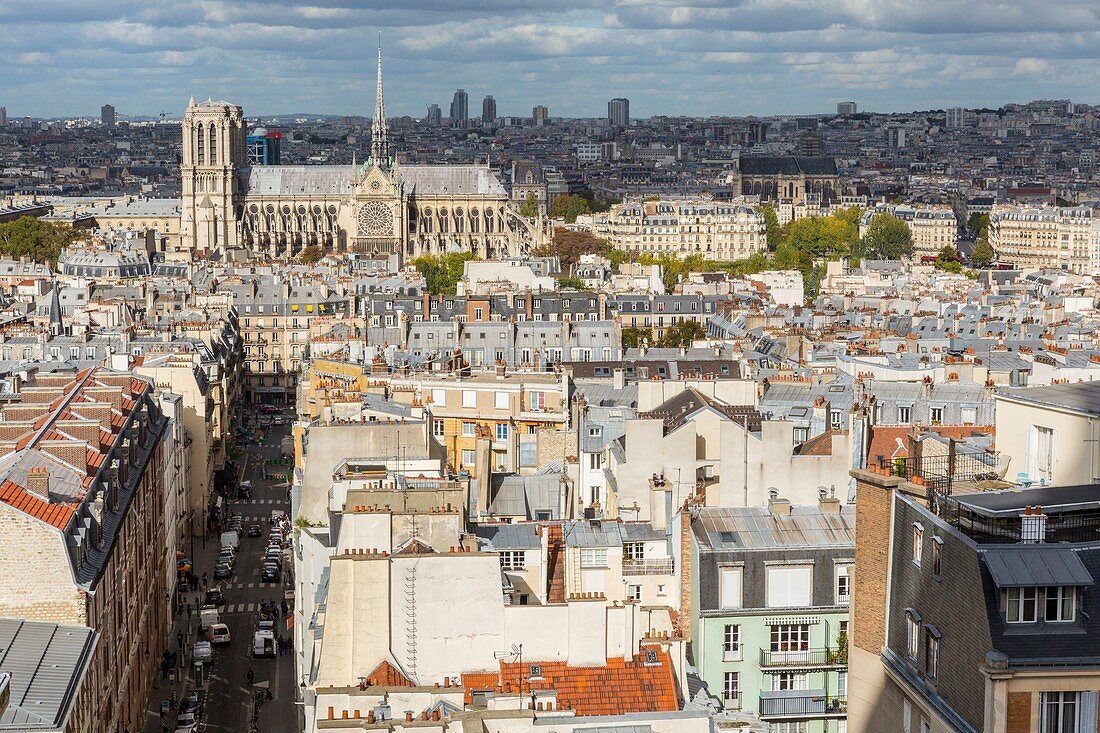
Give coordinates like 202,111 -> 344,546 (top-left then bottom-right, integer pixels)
556,275 -> 589,290
608,248 -> 631,269
656,320 -> 705,348
0,216 -> 79,265
548,194 -> 592,223
299,245 -> 324,265
412,252 -> 476,295
762,204 -> 781,251
519,192 -> 540,218
621,327 -> 650,350
970,237 -> 995,268
785,215 -> 857,259
967,212 -> 989,240
934,245 -> 964,273
533,229 -> 610,270
859,213 -> 913,260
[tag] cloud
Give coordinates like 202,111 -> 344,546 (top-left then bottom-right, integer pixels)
2,0 -> 1099,118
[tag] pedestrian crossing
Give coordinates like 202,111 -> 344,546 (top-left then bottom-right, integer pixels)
225,581 -> 283,590
233,498 -> 284,505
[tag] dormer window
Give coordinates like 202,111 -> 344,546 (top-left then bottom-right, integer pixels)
1006,587 -> 1038,623
1044,586 -> 1076,623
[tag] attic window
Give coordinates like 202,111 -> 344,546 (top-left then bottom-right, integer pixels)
719,531 -> 736,544
528,664 -> 542,678
644,649 -> 659,665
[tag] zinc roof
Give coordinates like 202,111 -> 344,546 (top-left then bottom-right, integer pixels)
694,504 -> 855,550
0,618 -> 96,730
983,547 -> 1094,588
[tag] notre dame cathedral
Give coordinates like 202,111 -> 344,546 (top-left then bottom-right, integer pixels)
180,48 -> 549,258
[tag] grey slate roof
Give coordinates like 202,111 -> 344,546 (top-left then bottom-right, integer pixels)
242,164 -> 507,197
694,505 -> 856,550
998,381 -> 1100,417
0,618 -> 96,731
982,547 -> 1094,588
474,523 -> 541,550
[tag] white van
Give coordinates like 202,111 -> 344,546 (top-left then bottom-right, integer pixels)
198,606 -> 220,630
219,530 -> 240,549
252,630 -> 276,658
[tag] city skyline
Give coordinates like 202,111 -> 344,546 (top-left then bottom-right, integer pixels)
3,0 -> 1100,119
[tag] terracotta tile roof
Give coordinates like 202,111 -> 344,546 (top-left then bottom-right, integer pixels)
794,428 -> 845,456
365,660 -> 415,687
867,424 -> 995,464
0,478 -> 74,529
462,646 -> 679,716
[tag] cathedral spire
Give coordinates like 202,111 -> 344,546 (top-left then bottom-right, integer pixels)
371,36 -> 389,170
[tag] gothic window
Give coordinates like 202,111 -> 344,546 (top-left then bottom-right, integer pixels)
196,125 -> 204,165
357,202 -> 394,236
209,124 -> 217,165
455,208 -> 465,233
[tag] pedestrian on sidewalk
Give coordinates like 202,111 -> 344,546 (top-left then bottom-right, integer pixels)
247,667 -> 255,686
201,572 -> 208,589
281,600 -> 288,617
176,631 -> 184,652
186,604 -> 192,624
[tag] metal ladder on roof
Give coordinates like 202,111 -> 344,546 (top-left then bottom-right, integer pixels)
404,564 -> 417,679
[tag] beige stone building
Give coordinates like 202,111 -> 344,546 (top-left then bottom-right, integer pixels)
0,368 -> 169,733
180,51 -> 548,258
859,204 -> 958,259
988,204 -> 1096,274
599,199 -> 766,260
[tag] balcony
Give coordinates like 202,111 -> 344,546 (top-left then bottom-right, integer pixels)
722,692 -> 742,711
758,690 -> 847,720
759,647 -> 847,670
622,558 -> 674,576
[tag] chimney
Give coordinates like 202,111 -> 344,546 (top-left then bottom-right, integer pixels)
818,486 -> 841,514
25,466 -> 50,500
1021,505 -> 1047,543
768,493 -> 791,517
495,360 -> 506,379
612,368 -> 625,390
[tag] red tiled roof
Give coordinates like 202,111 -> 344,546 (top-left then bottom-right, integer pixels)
867,425 -> 995,464
0,478 -> 74,530
365,660 -> 415,687
794,429 -> 845,456
462,646 -> 680,716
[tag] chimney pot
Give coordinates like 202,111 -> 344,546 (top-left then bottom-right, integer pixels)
406,712 -> 413,722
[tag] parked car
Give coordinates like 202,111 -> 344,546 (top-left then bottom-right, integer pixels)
213,562 -> 233,579
207,623 -> 231,645
192,640 -> 213,663
204,589 -> 225,607
247,524 -> 262,537
261,564 -> 280,582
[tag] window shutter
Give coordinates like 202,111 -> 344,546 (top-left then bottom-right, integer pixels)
1080,692 -> 1098,733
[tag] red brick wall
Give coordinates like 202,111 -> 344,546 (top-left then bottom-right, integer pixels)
1006,692 -> 1031,733
852,469 -> 900,654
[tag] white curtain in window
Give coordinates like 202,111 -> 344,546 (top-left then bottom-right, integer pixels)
767,566 -> 812,607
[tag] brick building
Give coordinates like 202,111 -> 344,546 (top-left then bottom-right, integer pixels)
0,368 -> 168,733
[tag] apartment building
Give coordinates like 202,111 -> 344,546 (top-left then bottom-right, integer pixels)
859,204 -> 958,259
610,294 -> 720,344
988,204 -> 1096,274
690,498 -> 853,732
850,468 -> 1100,733
0,368 -> 169,733
602,199 -> 766,260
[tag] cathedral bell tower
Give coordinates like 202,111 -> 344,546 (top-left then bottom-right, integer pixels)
181,98 -> 247,254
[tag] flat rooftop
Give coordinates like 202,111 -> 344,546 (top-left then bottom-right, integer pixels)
953,483 -> 1100,517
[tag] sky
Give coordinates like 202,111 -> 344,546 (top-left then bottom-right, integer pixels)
2,0 -> 1100,120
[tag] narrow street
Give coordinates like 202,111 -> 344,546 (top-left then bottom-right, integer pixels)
144,413 -> 298,733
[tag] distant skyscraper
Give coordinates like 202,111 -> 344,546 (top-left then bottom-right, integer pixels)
450,89 -> 468,128
532,105 -> 548,127
426,104 -> 442,127
608,98 -> 630,127
481,95 -> 496,127
836,101 -> 857,116
946,107 -> 965,128
101,104 -> 116,127
0,107 -> 6,127
798,130 -> 823,156
886,126 -> 906,148
747,121 -> 767,144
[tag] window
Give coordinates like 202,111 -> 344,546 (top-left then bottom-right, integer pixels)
930,406 -> 943,423
912,523 -> 924,567
793,427 -> 810,444
589,452 -> 602,470
830,409 -> 842,428
771,724 -> 808,733
500,551 -> 525,571
1040,692 -> 1080,733
932,537 -> 942,578
1045,587 -> 1076,622
924,628 -> 940,679
495,423 -> 509,441
627,584 -> 641,601
836,565 -> 851,606
623,542 -> 644,561
529,391 -> 546,410
772,672 -> 809,691
461,449 -> 476,466
1030,425 -> 1055,484
1006,587 -> 1038,623
903,699 -> 912,733
462,390 -> 476,408
719,567 -> 742,609
906,611 -> 921,660
431,388 -> 446,406
898,405 -> 912,423
495,391 -> 509,409
588,426 -> 602,438
580,548 -> 608,568
961,405 -> 977,423
432,419 -> 445,438
722,671 -> 739,707
770,624 -> 810,659
766,565 -> 812,607
462,421 -> 477,436
723,624 -> 741,661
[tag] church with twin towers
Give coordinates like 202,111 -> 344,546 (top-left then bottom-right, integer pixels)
180,47 -> 548,258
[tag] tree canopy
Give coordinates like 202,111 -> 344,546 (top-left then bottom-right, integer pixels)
970,238 -> 995,268
761,204 -> 781,251
548,194 -> 592,223
412,252 -> 475,295
858,213 -> 913,260
519,192 -> 540,218
533,229 -> 610,270
0,217 -> 79,266
556,275 -> 590,290
299,245 -> 324,265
